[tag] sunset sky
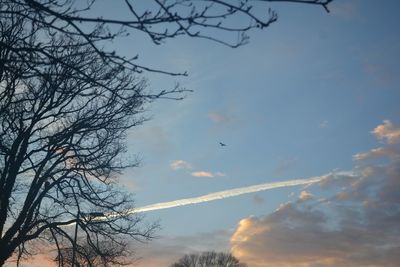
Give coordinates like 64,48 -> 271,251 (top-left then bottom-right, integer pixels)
19,0 -> 400,266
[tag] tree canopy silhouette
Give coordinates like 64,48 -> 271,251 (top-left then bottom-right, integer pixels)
171,251 -> 247,267
0,0 -> 332,265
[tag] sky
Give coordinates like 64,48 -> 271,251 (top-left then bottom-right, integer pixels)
17,0 -> 400,266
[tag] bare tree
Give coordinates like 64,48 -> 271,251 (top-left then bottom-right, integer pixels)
171,251 -> 247,267
0,32 -> 161,266
0,0 -> 333,265
55,240 -> 129,267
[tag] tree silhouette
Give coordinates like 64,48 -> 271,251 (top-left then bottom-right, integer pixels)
0,34 -> 159,266
171,251 -> 247,267
54,240 -> 128,267
0,0 -> 333,265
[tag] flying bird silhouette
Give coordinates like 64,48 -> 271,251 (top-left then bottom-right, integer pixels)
219,142 -> 227,147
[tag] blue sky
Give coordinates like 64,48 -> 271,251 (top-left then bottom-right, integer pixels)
79,0 -> 400,266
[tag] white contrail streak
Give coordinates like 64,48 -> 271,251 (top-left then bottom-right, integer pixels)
131,176 -> 320,213
124,173 -> 342,214
69,171 -> 355,224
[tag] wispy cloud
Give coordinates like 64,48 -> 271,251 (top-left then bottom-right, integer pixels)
170,160 -> 192,170
353,146 -> 400,161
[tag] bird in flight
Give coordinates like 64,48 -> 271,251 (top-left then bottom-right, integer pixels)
219,142 -> 227,147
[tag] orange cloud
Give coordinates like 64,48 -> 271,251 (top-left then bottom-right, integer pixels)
230,122 -> 400,267
372,120 -> 400,144
191,171 -> 214,177
230,203 -> 378,267
353,121 -> 400,162
298,190 -> 313,202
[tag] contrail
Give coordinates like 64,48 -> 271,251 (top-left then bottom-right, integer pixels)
130,176 -> 321,213
70,171 -> 355,224
121,172 -> 353,215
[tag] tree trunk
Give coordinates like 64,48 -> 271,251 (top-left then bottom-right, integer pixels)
0,243 -> 14,266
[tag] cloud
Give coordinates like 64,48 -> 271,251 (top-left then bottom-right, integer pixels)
372,120 -> 400,144
298,191 -> 313,202
191,171 -> 215,177
170,160 -> 192,170
353,146 -> 400,161
191,171 -> 226,178
232,186 -> 400,266
353,121 -> 400,161
208,111 -> 231,123
230,121 -> 400,267
231,206 -> 343,267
